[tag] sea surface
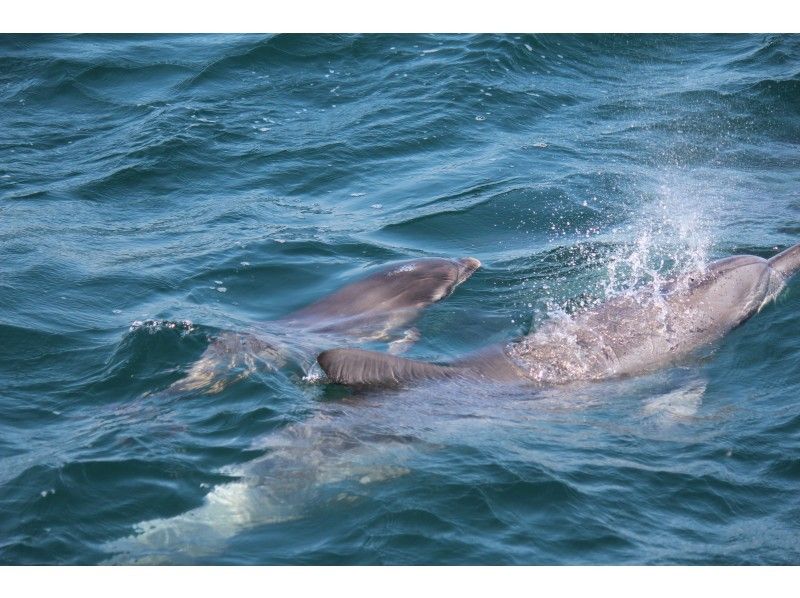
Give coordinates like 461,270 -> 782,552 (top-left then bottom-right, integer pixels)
1,34 -> 799,565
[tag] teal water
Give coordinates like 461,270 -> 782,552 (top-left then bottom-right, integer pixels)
1,34 -> 799,565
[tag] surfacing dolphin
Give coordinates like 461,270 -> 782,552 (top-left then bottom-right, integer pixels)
103,256 -> 481,561
318,243 -> 800,387
169,256 -> 481,393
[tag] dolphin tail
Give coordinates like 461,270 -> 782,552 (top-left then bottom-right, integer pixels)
317,348 -> 460,386
769,242 -> 800,280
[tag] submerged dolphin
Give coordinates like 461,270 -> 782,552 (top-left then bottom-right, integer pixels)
103,256 -> 481,561
169,256 -> 481,392
318,243 -> 800,387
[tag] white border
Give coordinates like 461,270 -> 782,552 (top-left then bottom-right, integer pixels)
3,565 -> 799,598
2,1 -> 797,33
1,1 -> 797,588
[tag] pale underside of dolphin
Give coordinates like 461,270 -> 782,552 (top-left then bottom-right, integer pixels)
318,243 -> 800,388
169,256 -> 481,393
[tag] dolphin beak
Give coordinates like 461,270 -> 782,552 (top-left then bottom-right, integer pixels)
456,257 -> 482,284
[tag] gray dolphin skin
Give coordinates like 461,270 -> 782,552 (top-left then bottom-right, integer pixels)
284,256 -> 482,339
318,243 -> 800,387
172,256 -> 481,392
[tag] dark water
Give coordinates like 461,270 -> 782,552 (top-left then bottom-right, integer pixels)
1,34 -> 799,565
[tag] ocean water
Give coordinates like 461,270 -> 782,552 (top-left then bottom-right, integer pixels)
1,34 -> 799,565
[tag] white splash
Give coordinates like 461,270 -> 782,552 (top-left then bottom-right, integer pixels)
601,187 -> 713,301
129,319 -> 196,334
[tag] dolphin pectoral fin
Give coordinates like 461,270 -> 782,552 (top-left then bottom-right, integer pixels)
317,348 -> 459,386
387,327 -> 421,355
641,378 -> 706,422
768,242 -> 800,280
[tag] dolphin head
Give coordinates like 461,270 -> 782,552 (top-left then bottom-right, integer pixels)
377,256 -> 482,305
286,256 -> 481,339
677,255 -> 785,321
768,242 -> 800,281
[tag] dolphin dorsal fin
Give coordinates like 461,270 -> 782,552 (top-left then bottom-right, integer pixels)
317,348 -> 457,386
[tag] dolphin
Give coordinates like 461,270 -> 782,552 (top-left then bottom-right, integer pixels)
103,243 -> 799,563
102,256 -> 481,561
283,256 -> 482,340
318,243 -> 800,387
169,256 -> 481,392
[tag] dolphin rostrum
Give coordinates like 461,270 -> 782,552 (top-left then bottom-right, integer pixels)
318,243 -> 800,387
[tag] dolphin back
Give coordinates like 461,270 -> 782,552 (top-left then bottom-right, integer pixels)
317,348 -> 459,386
768,242 -> 800,280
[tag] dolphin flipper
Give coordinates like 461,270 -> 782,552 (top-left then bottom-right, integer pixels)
317,348 -> 460,386
387,327 -> 420,355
